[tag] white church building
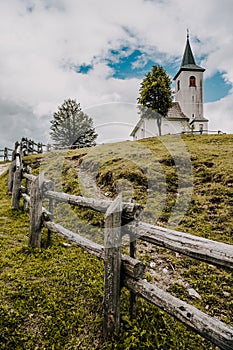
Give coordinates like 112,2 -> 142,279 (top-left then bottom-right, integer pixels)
130,33 -> 209,139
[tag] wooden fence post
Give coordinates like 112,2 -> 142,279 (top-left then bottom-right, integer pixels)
103,194 -> 122,339
4,147 -> 8,161
29,176 -> 43,248
8,160 -> 16,194
11,166 -> 22,210
23,166 -> 31,211
25,138 -> 29,156
130,234 -> 137,319
47,179 -> 55,245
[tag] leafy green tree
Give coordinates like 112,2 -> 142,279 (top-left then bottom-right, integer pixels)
138,65 -> 173,135
50,99 -> 97,148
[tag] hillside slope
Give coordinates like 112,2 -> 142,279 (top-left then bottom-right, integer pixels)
0,134 -> 232,349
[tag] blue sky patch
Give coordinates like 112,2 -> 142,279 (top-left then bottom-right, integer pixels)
107,49 -> 156,79
78,64 -> 93,74
106,47 -> 182,83
204,72 -> 231,102
76,49 -> 231,104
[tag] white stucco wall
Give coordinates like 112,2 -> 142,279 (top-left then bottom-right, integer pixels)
132,117 -> 191,140
175,70 -> 204,120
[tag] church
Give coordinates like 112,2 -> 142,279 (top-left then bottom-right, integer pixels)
130,33 -> 209,139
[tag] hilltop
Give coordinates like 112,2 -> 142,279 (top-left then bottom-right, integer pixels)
0,134 -> 232,349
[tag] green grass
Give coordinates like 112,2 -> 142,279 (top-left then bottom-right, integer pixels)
0,134 -> 233,349
0,172 -> 105,349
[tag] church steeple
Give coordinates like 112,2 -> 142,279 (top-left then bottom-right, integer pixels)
173,32 -> 208,127
181,30 -> 196,67
174,31 -> 205,80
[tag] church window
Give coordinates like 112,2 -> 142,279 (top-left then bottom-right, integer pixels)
189,76 -> 196,87
177,80 -> 180,91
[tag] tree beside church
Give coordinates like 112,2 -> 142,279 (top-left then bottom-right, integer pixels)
137,65 -> 173,136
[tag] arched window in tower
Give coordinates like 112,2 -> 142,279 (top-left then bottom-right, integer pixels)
177,80 -> 180,91
189,76 -> 196,87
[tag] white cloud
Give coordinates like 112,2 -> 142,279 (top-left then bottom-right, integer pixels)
0,98 -> 50,147
206,93 -> 233,133
131,54 -> 149,69
0,0 -> 233,148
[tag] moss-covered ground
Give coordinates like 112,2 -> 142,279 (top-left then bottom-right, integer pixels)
0,134 -> 232,349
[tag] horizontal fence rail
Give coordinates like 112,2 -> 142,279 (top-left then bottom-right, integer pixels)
127,222 -> 233,271
43,190 -> 233,270
123,277 -> 233,350
42,220 -> 145,279
5,144 -> 233,349
44,189 -> 142,223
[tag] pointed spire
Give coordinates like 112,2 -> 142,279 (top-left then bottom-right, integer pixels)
173,31 -> 205,80
181,30 -> 196,67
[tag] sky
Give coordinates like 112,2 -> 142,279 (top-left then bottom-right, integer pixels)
0,0 -> 233,148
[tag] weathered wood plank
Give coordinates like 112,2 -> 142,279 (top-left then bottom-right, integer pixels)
11,166 -> 22,210
129,222 -> 233,270
123,276 -> 233,350
45,189 -> 111,211
121,254 -> 145,280
21,192 -> 30,204
47,180 -> 55,245
22,193 -> 51,215
44,190 -> 142,221
29,176 -> 42,247
23,174 -> 30,211
8,160 -> 16,194
130,235 -> 137,318
23,173 -> 37,182
42,219 -> 145,279
42,220 -> 104,256
15,145 -> 21,169
103,195 -> 122,339
23,174 -> 55,190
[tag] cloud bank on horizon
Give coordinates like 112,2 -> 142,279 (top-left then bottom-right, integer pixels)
0,0 -> 233,147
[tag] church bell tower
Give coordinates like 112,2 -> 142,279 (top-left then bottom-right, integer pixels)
173,31 -> 208,132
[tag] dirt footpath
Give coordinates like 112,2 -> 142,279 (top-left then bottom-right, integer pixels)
0,163 -> 9,176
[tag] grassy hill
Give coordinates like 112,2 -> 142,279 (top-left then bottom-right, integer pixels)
0,134 -> 232,349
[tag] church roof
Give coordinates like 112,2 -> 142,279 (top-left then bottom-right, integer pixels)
190,116 -> 209,123
173,34 -> 205,80
167,102 -> 189,120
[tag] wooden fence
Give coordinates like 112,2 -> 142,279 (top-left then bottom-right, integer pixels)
180,130 -> 225,135
0,147 -> 13,161
1,138 -> 52,164
18,137 -> 52,155
7,149 -> 233,349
